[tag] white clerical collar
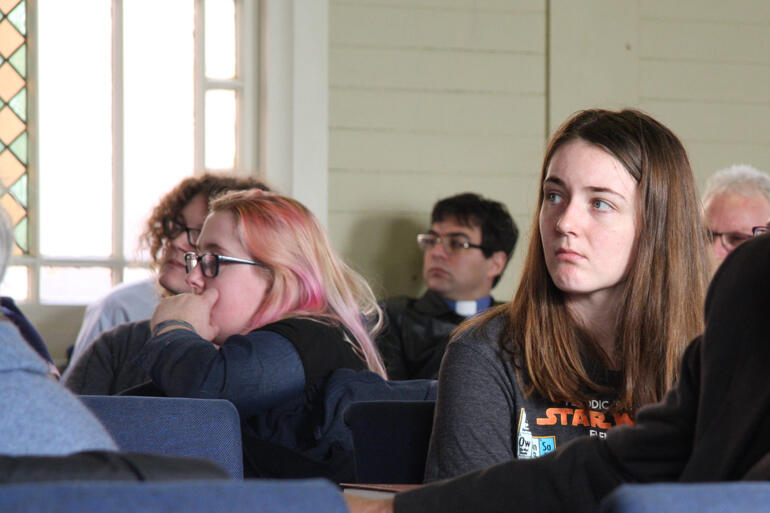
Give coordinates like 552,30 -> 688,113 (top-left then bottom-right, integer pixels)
443,296 -> 493,317
455,300 -> 478,317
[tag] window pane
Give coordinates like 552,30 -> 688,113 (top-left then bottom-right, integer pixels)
0,265 -> 28,300
40,266 -> 111,304
123,266 -> 154,284
123,0 -> 194,260
205,0 -> 236,79
37,0 -> 112,257
205,89 -> 235,169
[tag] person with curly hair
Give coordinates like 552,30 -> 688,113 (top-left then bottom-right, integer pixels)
62,174 -> 268,392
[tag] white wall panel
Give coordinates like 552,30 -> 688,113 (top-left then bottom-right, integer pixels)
329,0 -> 546,299
328,0 -> 770,301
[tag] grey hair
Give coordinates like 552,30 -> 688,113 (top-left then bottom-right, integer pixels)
702,164 -> 770,208
0,207 -> 13,284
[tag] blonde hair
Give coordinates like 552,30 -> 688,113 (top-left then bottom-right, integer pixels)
209,191 -> 387,378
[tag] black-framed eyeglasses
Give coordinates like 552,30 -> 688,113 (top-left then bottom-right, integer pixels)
416,233 -> 486,255
709,230 -> 754,252
753,226 -> 770,237
164,219 -> 202,247
184,252 -> 268,278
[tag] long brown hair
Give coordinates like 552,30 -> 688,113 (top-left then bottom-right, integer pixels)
461,109 -> 709,414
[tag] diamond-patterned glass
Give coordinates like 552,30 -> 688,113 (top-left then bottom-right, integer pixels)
0,148 -> 23,185
0,105 -> 23,143
8,129 -> 23,162
0,61 -> 23,101
13,215 -> 25,251
9,42 -> 23,74
0,18 -> 23,58
7,1 -> 24,35
0,0 -> 25,254
1,191 -> 24,224
8,85 -> 22,119
9,171 -> 25,206
0,0 -> 22,16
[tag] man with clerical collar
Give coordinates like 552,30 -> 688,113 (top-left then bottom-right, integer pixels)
378,193 -> 518,380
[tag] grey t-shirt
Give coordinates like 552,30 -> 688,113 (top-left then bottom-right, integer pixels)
424,315 -> 632,482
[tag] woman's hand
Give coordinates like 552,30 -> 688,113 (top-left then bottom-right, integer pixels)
151,288 -> 220,342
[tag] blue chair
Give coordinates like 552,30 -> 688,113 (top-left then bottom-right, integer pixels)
81,395 -> 243,478
0,479 -> 346,513
599,483 -> 770,513
344,400 -> 436,483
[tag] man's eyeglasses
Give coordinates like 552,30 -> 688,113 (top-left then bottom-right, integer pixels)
184,252 -> 268,278
710,227 -> 770,253
417,233 -> 486,255
709,230 -> 753,253
165,219 -> 202,247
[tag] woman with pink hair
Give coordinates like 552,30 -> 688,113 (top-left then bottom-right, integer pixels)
136,191 -> 387,479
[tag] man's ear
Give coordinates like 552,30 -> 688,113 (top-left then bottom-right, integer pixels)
486,251 -> 507,279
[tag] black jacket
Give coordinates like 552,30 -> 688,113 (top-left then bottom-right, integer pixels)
395,234 -> 770,513
63,320 -> 153,395
378,290 -> 497,380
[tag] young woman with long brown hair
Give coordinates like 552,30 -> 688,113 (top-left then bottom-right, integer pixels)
424,108 -> 710,481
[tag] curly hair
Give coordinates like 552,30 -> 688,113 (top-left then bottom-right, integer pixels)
142,173 -> 269,268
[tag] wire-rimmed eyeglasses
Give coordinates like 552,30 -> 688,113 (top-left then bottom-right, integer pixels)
710,226 -> 770,253
184,252 -> 268,278
709,230 -> 753,253
416,233 -> 486,256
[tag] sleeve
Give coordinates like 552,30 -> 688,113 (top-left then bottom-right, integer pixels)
63,321 -> 154,395
70,303 -> 118,365
376,299 -> 409,380
394,338 -> 703,513
423,330 -> 517,482
136,327 -> 306,417
62,332 -> 117,395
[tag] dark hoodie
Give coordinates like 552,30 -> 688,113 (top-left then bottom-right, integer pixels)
395,234 -> 770,513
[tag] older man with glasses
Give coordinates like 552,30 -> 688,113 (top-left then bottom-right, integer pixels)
702,164 -> 770,265
377,193 -> 518,380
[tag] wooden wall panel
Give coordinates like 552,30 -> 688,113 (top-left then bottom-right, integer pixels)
329,0 -> 546,299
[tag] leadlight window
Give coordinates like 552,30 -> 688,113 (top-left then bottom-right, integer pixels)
0,0 -> 28,259
0,0 -> 257,304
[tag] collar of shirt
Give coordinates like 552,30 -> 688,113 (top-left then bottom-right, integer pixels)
442,296 -> 493,317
